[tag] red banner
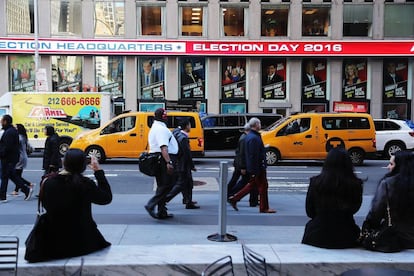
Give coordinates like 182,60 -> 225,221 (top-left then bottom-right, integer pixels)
0,38 -> 413,56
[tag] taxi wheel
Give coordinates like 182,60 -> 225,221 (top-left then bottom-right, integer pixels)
384,142 -> 405,159
86,146 -> 106,163
266,148 -> 280,166
348,148 -> 364,166
59,138 -> 72,156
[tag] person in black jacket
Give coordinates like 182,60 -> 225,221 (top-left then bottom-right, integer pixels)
42,125 -> 62,174
165,119 -> 199,209
0,115 -> 33,202
302,147 -> 363,249
25,148 -> 112,262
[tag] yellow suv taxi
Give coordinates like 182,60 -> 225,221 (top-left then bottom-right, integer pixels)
70,111 -> 204,162
261,112 -> 376,165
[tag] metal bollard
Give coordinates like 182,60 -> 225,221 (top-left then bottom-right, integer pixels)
207,161 -> 237,242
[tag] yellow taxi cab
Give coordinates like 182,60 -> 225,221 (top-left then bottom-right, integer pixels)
261,112 -> 376,165
70,111 -> 204,162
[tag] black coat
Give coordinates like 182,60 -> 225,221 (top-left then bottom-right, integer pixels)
42,134 -> 62,171
39,170 -> 112,261
233,132 -> 247,170
173,128 -> 194,173
302,176 -> 362,249
0,125 -> 20,164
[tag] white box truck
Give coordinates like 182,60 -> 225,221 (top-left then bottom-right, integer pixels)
0,92 -> 112,154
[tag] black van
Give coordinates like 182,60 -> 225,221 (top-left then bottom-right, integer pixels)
201,113 -> 283,150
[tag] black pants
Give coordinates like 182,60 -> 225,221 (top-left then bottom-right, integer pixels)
0,162 -> 30,200
165,170 -> 193,204
146,159 -> 175,214
14,168 -> 31,192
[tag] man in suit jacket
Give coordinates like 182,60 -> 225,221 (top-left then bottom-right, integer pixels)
141,60 -> 158,86
384,62 -> 403,86
181,60 -> 202,85
303,61 -> 322,86
263,64 -> 283,85
10,61 -> 22,86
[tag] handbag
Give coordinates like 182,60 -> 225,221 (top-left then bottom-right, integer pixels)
138,152 -> 161,176
359,185 -> 402,253
24,178 -> 50,262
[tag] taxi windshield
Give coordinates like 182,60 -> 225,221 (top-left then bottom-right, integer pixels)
264,116 -> 290,131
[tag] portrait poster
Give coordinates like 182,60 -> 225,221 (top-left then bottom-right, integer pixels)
96,56 -> 123,97
383,103 -> 408,120
180,57 -> 205,99
9,55 -> 36,92
139,57 -> 165,100
342,59 -> 367,100
301,59 -> 327,101
221,58 -> 246,99
52,56 -> 83,92
261,59 -> 286,100
383,59 -> 408,101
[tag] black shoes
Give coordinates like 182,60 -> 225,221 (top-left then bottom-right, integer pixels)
186,204 -> 200,209
228,196 -> 239,211
157,211 -> 174,219
144,205 -> 158,219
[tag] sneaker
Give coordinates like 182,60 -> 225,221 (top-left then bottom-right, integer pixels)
24,188 -> 33,201
0,199 -> 7,203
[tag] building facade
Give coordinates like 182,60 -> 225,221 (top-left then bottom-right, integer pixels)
0,0 -> 413,119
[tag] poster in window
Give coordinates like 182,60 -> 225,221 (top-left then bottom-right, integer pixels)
302,59 -> 327,101
221,103 -> 246,114
139,57 -> 165,100
9,55 -> 36,92
52,56 -> 82,92
342,59 -> 367,100
96,56 -> 123,97
383,59 -> 408,101
221,58 -> 246,99
261,59 -> 286,100
180,57 -> 205,99
383,103 -> 408,120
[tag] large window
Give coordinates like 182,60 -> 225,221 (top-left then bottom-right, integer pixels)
95,56 -> 124,97
138,6 -> 164,36
343,4 -> 372,37
94,1 -> 125,36
51,0 -> 82,36
302,6 -> 330,37
52,56 -> 83,92
222,7 -> 246,37
180,6 -> 205,36
261,6 -> 288,37
384,4 -> 414,37
7,0 -> 34,34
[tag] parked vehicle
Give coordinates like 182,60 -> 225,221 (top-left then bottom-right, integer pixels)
70,111 -> 204,162
201,113 -> 283,150
374,118 -> 414,159
261,112 -> 377,165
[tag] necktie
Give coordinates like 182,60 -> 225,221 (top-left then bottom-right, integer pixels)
146,75 -> 150,85
311,76 -> 315,85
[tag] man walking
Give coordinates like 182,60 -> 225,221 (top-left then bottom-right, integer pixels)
0,115 -> 33,203
229,117 -> 276,213
144,108 -> 178,219
165,119 -> 199,209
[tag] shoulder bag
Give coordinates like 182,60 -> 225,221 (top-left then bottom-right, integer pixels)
24,175 -> 52,262
138,152 -> 161,177
359,185 -> 402,253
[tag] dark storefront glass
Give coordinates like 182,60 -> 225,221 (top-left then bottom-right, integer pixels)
302,6 -> 330,37
261,6 -> 288,37
343,4 -> 372,37
181,6 -> 204,36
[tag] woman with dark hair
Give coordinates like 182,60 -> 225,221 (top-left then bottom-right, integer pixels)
25,148 -> 112,262
362,151 -> 414,249
11,124 -> 34,196
42,125 -> 62,174
302,147 -> 363,248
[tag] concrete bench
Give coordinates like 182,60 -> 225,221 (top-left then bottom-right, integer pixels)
17,244 -> 414,275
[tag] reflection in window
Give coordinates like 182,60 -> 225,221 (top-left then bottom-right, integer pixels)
52,56 -> 83,92
7,0 -> 34,34
95,56 -> 124,97
222,7 -> 245,36
181,6 -> 204,36
343,5 -> 372,37
261,7 -> 288,37
384,4 -> 414,37
302,6 -> 330,37
94,1 -> 125,36
51,0 -> 82,36
139,6 -> 163,36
